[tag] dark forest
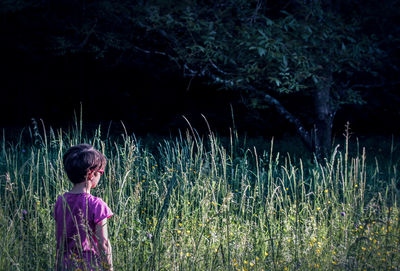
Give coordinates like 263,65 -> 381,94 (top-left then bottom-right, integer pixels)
1,0 -> 399,153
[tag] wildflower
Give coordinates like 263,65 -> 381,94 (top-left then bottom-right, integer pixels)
177,230 -> 181,234
244,260 -> 248,265
186,253 -> 191,257
176,216 -> 179,219
250,262 -> 255,267
284,267 -> 288,271
355,184 -> 358,188
264,252 -> 268,256
36,201 -> 40,206
316,207 -> 321,211
361,247 -> 366,251
179,223 -> 183,227
324,189 -> 328,193
146,233 -> 153,240
186,230 -> 190,234
332,261 -> 337,265
341,212 -> 346,216
255,257 -> 259,261
22,209 -> 28,215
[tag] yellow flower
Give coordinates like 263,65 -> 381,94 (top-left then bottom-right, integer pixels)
361,247 -> 366,251
355,184 -> 358,188
186,253 -> 191,257
324,189 -> 328,193
244,260 -> 248,265
264,252 -> 269,256
177,230 -> 181,234
186,230 -> 191,234
316,207 -> 321,211
255,257 -> 259,261
250,262 -> 255,267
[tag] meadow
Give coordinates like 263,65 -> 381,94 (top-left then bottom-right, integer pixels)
0,120 -> 399,270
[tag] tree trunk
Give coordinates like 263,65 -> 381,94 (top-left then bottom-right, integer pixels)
313,71 -> 334,161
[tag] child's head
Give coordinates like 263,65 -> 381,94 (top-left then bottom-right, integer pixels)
63,144 -> 107,184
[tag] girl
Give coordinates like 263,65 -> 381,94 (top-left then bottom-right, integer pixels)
54,144 -> 113,270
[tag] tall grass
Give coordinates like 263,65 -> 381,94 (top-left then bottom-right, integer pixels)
0,121 -> 399,270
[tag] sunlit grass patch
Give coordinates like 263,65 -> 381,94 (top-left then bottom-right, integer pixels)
0,123 -> 399,270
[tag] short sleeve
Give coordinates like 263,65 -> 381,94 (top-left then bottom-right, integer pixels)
92,198 -> 113,225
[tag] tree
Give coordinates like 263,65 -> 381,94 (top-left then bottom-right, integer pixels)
133,0 -> 384,159
2,0 -> 398,159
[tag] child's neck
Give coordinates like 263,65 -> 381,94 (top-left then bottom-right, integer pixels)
69,182 -> 91,194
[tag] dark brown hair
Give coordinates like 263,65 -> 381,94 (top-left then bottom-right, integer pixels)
63,144 -> 106,184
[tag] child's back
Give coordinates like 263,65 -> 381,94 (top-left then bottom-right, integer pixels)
55,193 -> 113,260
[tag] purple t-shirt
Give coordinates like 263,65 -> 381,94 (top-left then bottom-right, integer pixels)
54,193 -> 113,257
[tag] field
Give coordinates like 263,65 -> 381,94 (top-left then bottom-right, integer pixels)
0,121 -> 399,270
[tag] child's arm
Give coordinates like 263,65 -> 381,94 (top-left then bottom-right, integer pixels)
96,218 -> 113,270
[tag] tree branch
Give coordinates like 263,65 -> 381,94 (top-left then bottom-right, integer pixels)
350,80 -> 400,89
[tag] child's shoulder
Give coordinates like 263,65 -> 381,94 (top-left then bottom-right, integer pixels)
86,194 -> 108,207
